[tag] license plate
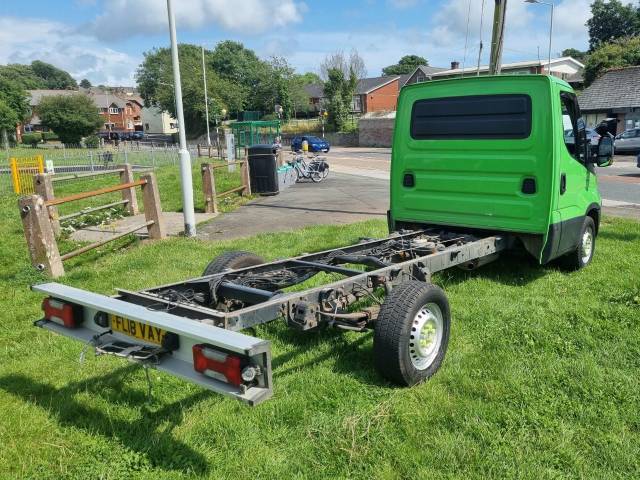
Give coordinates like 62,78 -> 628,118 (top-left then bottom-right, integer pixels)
110,315 -> 166,345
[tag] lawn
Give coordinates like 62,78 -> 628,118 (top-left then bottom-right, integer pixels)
0,183 -> 639,478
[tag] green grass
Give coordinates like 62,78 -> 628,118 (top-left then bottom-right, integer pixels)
0,188 -> 639,478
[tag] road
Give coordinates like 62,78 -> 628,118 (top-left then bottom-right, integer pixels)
327,147 -> 640,219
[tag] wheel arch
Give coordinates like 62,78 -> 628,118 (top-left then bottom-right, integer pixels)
586,202 -> 601,235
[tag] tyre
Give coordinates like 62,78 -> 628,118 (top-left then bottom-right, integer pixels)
202,250 -> 265,276
561,216 -> 596,271
374,281 -> 451,386
310,169 -> 323,182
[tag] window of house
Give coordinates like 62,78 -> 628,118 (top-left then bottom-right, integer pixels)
410,94 -> 532,140
352,95 -> 362,112
109,107 -> 119,114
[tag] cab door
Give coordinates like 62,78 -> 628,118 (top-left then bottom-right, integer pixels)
554,91 -> 599,256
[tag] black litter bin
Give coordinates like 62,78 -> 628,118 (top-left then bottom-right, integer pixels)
248,144 -> 279,195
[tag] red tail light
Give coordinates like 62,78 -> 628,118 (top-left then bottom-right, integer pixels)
42,298 -> 83,328
192,344 -> 242,386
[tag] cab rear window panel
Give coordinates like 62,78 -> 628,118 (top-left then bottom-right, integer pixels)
410,94 -> 532,140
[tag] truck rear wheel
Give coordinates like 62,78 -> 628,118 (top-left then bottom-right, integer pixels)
374,281 -> 450,386
562,216 -> 596,271
202,251 -> 265,276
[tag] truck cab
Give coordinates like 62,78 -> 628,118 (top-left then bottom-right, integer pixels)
390,75 -> 614,268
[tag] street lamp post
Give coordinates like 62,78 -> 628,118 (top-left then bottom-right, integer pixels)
166,0 -> 196,237
525,0 -> 554,75
201,45 -> 212,147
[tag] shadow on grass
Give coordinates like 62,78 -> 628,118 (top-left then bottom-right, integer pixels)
0,367 -> 211,475
436,249 -> 550,288
264,322 -> 391,388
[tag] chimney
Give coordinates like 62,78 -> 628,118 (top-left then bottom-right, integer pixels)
451,61 -> 460,70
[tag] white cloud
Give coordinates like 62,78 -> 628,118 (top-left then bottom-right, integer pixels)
0,17 -> 140,85
89,0 -> 305,41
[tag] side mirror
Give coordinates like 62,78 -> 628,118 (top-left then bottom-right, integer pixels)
596,136 -> 614,167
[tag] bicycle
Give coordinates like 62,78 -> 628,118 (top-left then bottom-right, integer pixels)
288,151 -> 329,183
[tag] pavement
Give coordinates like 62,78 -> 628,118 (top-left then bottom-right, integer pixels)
196,173 -> 388,241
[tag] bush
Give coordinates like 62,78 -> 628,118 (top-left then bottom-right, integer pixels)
42,131 -> 58,142
21,133 -> 41,146
84,134 -> 100,148
261,113 -> 278,121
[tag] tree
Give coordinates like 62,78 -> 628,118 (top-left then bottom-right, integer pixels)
30,61 -> 77,89
290,72 -> 321,118
587,0 -> 640,50
584,36 -> 640,84
37,94 -> 103,144
382,55 -> 428,76
323,67 -> 357,131
0,61 -> 77,91
0,78 -> 29,122
79,79 -> 92,89
320,49 -> 367,81
0,98 -> 18,149
136,44 -> 245,135
561,48 -> 588,63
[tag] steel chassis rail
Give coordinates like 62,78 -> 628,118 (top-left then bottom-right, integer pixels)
127,230 -> 507,332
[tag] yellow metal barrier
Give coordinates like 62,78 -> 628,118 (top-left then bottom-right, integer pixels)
10,155 -> 44,194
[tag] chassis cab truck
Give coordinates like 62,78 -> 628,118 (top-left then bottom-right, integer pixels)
31,75 -> 614,405
390,74 -> 613,268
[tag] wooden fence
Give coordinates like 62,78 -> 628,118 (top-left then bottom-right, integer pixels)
200,160 -> 251,214
19,167 -> 165,278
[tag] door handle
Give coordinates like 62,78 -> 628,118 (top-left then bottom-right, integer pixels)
560,173 -> 567,195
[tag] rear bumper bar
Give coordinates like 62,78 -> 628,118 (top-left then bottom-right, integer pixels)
32,283 -> 273,406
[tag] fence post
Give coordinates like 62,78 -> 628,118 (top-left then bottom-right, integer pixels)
241,157 -> 252,196
201,163 -> 218,214
18,195 -> 65,278
34,173 -> 61,237
197,144 -> 201,157
119,164 -> 139,215
10,158 -> 20,193
140,173 -> 166,240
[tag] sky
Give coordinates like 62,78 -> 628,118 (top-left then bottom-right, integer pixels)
0,0 -> 594,86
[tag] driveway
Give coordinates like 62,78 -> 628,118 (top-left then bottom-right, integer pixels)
196,173 -> 388,241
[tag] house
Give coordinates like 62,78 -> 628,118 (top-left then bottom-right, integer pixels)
404,64 -> 449,84
305,75 -> 409,115
142,106 -> 178,135
577,66 -> 640,134
406,57 -> 585,88
22,89 -> 79,133
90,92 -> 144,133
22,89 -> 146,135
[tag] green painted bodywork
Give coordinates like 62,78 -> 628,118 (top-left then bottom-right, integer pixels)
390,75 -> 602,262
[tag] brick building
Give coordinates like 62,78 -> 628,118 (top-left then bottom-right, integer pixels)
305,75 -> 412,115
90,92 -> 144,133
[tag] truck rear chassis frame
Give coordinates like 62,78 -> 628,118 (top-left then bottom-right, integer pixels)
33,229 -> 506,405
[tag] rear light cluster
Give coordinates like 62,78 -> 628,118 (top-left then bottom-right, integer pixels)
42,298 -> 83,328
192,344 -> 259,386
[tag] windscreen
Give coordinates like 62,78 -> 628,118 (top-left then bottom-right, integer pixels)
410,94 -> 532,140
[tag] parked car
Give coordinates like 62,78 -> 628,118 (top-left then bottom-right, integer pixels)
614,128 -> 640,153
127,131 -> 145,140
291,135 -> 330,153
563,128 -> 601,155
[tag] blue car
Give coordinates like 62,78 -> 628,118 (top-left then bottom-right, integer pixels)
291,135 -> 330,153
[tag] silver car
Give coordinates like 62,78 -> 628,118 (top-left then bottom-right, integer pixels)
614,128 -> 640,153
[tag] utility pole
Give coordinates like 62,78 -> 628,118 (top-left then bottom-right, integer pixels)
489,0 -> 508,75
477,0 -> 486,76
167,0 -> 196,237
201,45 -> 212,147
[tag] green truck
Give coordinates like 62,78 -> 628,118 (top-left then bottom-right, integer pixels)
32,75 -> 615,405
